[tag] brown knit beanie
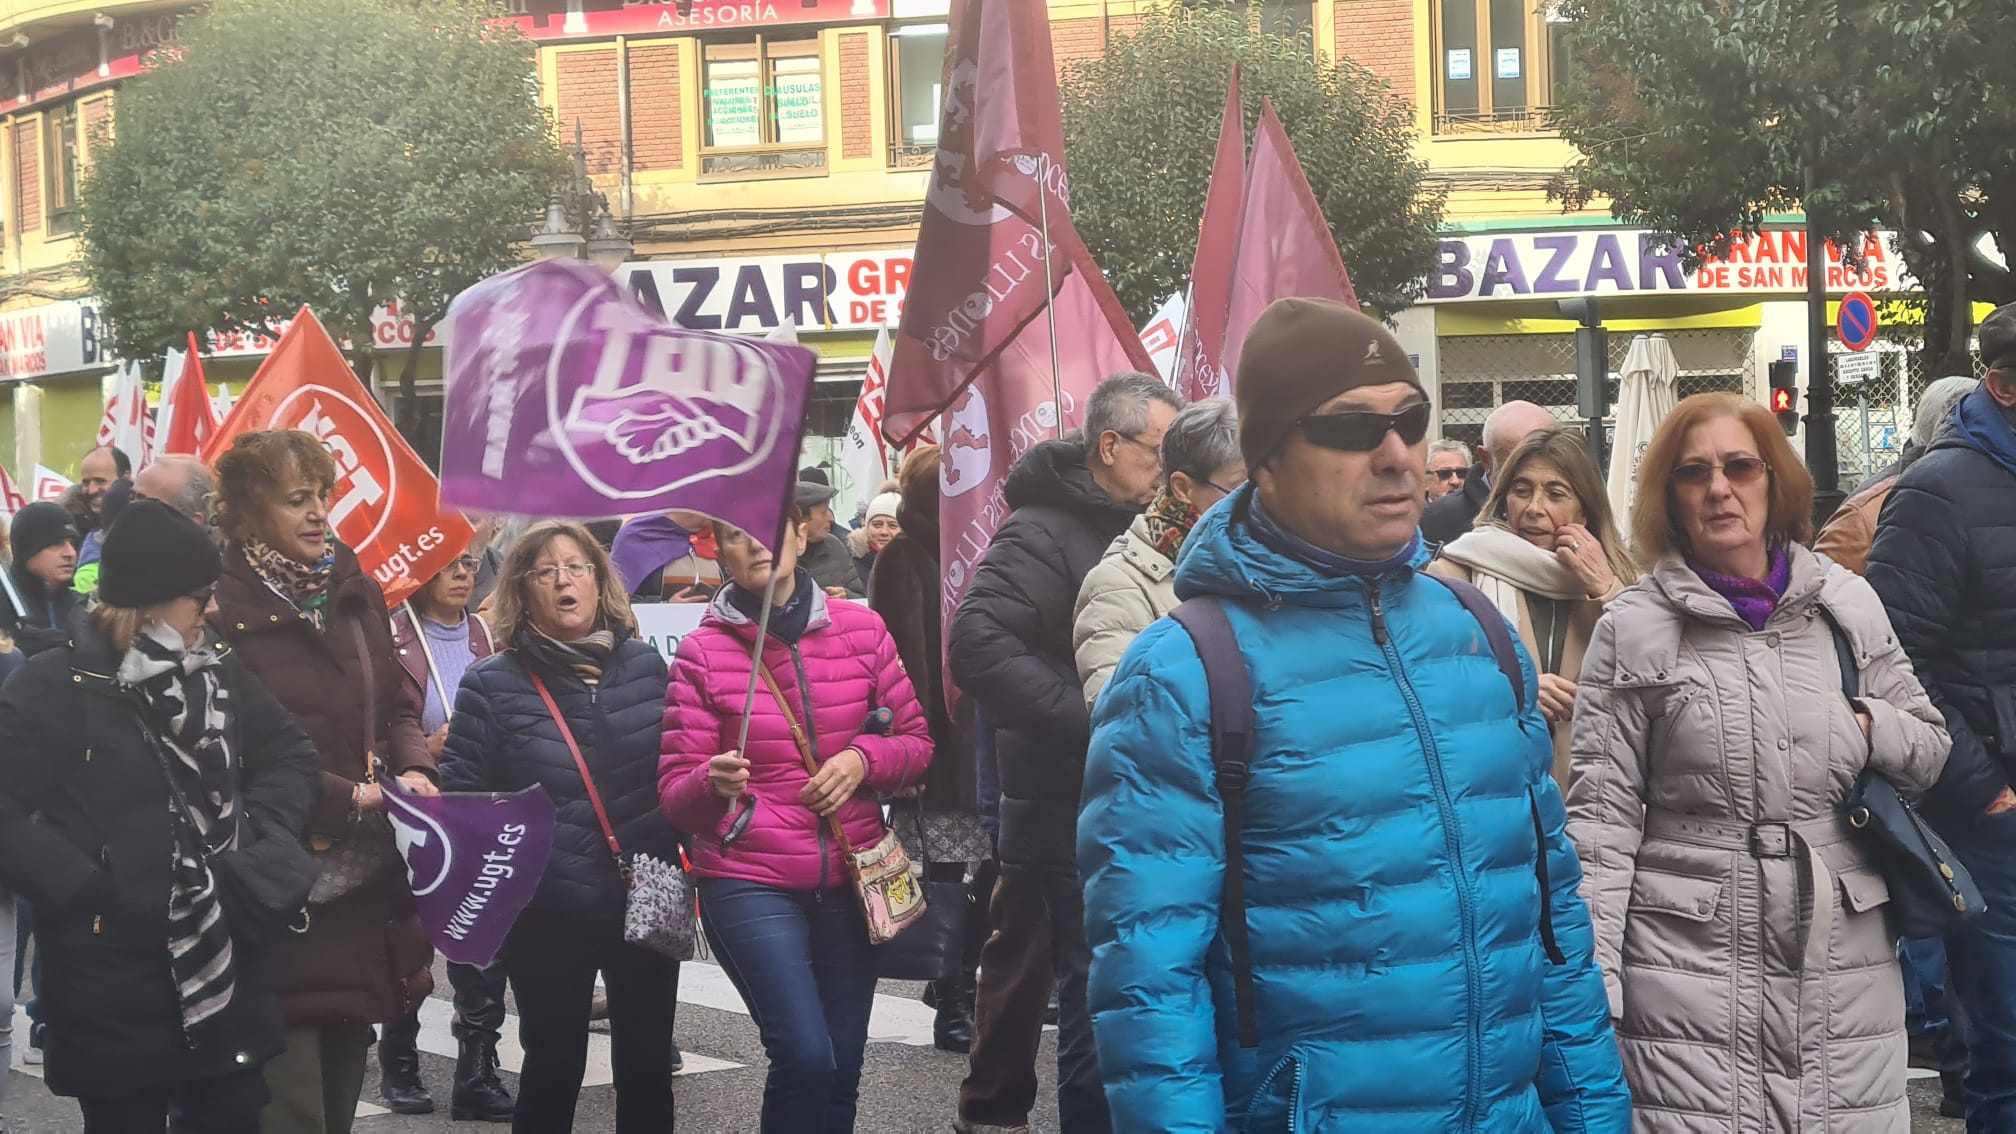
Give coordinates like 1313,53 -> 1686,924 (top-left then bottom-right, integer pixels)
1235,298 -> 1422,466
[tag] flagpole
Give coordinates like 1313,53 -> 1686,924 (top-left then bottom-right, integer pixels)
1037,172 -> 1065,440
1168,279 -> 1196,389
734,566 -> 786,755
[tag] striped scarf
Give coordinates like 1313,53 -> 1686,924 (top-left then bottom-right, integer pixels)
120,621 -> 240,1034
521,626 -> 617,686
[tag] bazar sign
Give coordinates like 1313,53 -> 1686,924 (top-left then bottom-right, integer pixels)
1425,228 -> 1913,303
620,250 -> 914,334
0,299 -> 106,383
512,0 -> 889,37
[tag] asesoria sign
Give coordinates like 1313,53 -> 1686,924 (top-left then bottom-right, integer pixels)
440,259 -> 816,546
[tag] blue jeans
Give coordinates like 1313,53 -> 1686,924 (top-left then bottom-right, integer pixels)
1902,936 -> 1952,1042
1942,810 -> 2016,1131
13,896 -> 35,1023
698,879 -> 878,1134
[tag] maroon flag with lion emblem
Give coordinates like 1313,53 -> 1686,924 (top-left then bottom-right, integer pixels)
881,0 -> 1151,689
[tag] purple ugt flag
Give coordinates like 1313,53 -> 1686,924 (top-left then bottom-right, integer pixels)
384,779 -> 556,968
439,258 -> 817,549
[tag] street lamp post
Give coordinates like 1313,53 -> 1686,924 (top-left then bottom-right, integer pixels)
533,122 -> 632,270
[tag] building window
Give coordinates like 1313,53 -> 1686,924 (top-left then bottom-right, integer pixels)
1258,0 -> 1315,39
43,101 -> 80,236
1432,0 -> 1572,133
701,37 -> 826,179
888,23 -> 945,168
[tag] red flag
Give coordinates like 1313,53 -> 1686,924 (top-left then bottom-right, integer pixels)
881,0 -> 1149,447
0,460 -> 26,521
1221,100 -> 1360,380
162,332 -> 222,456
203,308 -> 473,606
1173,66 -> 1246,402
880,0 -> 1151,695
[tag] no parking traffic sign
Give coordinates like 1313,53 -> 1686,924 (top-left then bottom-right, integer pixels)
1837,292 -> 1878,352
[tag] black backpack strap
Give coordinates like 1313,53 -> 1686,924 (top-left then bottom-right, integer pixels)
1423,572 -> 1566,963
1168,597 -> 1260,1050
1423,572 -> 1526,714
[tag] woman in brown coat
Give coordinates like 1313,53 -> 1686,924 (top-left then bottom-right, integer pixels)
1568,394 -> 1949,1131
1426,427 -> 1636,787
867,445 -> 989,1053
207,430 -> 437,1134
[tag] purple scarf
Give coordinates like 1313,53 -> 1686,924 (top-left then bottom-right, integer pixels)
1689,545 -> 1791,631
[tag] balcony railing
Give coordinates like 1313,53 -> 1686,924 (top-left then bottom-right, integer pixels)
1432,107 -> 1558,136
698,144 -> 828,181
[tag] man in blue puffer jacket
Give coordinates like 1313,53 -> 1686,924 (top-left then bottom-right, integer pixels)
1080,298 -> 1630,1133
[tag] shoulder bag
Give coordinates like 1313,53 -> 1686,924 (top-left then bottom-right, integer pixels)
753,653 -> 925,944
1821,608 -> 1984,937
526,668 -> 696,960
307,616 -> 400,905
875,795 -> 970,981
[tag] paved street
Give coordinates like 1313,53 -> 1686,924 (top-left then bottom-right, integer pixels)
0,952 -> 1965,1131
0,956 -> 1063,1132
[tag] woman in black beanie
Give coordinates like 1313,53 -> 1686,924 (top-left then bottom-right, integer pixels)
0,501 -> 321,1131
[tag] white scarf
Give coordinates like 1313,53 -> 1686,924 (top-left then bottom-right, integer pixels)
1435,525 -> 1587,623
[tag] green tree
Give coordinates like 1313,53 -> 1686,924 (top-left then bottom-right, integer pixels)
1549,0 -> 2013,373
80,0 -> 570,433
1060,4 -> 1445,323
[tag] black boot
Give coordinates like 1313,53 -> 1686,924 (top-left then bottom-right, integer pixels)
934,970 -> 976,1054
452,1035 -> 515,1123
1941,1069 -> 1966,1119
378,1016 -> 434,1115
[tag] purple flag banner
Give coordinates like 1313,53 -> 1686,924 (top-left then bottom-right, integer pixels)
384,778 -> 556,968
440,259 -> 818,548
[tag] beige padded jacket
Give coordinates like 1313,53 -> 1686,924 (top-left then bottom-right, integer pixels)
1072,513 -> 1180,710
1567,544 -> 1948,1133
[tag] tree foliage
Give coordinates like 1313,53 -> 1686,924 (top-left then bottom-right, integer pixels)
1059,4 -> 1445,323
1550,0 -> 2014,372
80,0 -> 568,427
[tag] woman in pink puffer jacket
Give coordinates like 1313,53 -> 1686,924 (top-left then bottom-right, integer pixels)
659,506 -> 931,1133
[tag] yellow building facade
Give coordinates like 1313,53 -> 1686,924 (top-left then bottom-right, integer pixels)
0,0 -> 1920,498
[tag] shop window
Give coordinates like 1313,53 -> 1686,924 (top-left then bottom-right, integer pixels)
888,23 -> 946,169
44,101 -> 80,237
1433,0 -> 1574,133
1258,0 -> 1315,39
701,38 -> 826,179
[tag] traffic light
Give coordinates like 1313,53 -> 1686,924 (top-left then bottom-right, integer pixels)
1768,358 -> 1799,436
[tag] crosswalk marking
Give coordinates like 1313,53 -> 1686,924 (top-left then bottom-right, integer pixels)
412,991 -> 744,1084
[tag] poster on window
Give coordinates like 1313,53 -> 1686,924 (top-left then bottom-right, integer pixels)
705,60 -> 762,148
773,59 -> 823,145
1447,49 -> 1472,80
1495,47 -> 1521,79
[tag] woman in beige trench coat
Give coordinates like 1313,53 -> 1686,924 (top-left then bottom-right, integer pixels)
1568,393 -> 1949,1132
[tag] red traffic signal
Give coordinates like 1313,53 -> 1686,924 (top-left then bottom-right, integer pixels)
1770,387 -> 1795,414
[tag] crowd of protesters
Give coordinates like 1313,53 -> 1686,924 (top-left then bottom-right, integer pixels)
3,298 -> 2016,1133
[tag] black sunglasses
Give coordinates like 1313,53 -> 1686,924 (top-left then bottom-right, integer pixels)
1433,467 -> 1467,481
1297,402 -> 1432,453
187,584 -> 217,607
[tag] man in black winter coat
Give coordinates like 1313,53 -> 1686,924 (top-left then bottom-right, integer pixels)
1419,399 -> 1557,546
0,501 -> 81,657
948,372 -> 1181,1134
1867,301 -> 2016,1129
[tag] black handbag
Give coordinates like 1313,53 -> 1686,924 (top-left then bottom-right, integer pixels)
874,800 -> 970,982
1822,609 -> 1984,937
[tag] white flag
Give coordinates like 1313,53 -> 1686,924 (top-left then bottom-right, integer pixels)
0,460 -> 26,521
1139,292 -> 1187,384
844,328 -> 894,503
32,465 -> 73,502
96,361 -> 154,468
153,345 -> 189,458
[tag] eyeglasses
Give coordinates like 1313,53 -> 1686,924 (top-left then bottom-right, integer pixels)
1297,402 -> 1432,453
1113,432 -> 1163,464
525,562 -> 597,586
444,556 -> 481,575
1433,467 -> 1468,482
186,584 -> 216,608
1672,457 -> 1771,487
